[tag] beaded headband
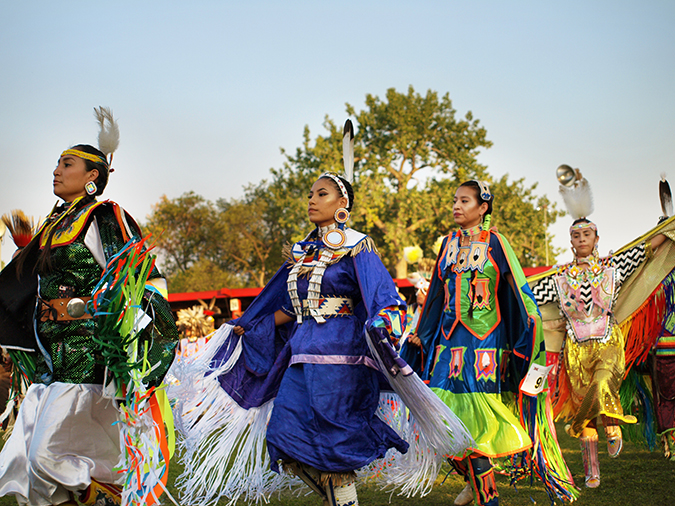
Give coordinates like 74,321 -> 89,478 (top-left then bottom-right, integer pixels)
320,172 -> 350,206
569,220 -> 597,234
60,149 -> 109,167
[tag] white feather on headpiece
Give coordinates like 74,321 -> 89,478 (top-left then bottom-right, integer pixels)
559,173 -> 593,220
342,119 -> 354,184
94,106 -> 120,161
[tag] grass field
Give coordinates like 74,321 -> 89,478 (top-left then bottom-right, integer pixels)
2,423 -> 674,506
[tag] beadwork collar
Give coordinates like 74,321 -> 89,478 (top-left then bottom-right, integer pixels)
460,224 -> 483,237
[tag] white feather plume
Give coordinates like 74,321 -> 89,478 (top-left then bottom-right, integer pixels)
559,176 -> 593,220
660,173 -> 673,218
94,106 -> 120,159
342,119 -> 354,184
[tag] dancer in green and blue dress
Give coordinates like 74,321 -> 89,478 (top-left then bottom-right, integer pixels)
402,180 -> 575,506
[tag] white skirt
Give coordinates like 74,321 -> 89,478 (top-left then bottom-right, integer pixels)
0,382 -> 122,506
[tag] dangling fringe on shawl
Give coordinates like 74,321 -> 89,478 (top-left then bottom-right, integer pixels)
91,236 -> 176,506
167,325 -> 298,506
621,283 -> 667,373
620,368 -> 657,450
362,329 -> 475,497
619,268 -> 675,450
363,391 -> 467,498
505,389 -> 579,503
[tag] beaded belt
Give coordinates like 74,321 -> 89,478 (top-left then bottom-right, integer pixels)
301,297 -> 354,318
39,297 -> 93,322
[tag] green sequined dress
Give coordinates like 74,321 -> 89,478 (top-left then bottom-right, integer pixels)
33,200 -> 178,386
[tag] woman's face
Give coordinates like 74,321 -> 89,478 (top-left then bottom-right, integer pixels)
453,186 -> 488,229
570,227 -> 598,259
307,178 -> 348,228
53,154 -> 98,202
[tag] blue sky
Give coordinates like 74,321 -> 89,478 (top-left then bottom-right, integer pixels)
1,1 -> 674,268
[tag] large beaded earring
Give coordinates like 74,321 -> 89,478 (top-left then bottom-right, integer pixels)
334,208 -> 350,226
85,181 -> 97,196
322,208 -> 349,249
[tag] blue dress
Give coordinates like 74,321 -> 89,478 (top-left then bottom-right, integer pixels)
214,228 -> 408,472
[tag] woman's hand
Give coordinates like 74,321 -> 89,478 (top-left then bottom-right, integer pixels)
407,333 -> 422,347
233,325 -> 245,336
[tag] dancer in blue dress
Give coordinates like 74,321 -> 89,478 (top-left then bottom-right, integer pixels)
171,123 -> 473,506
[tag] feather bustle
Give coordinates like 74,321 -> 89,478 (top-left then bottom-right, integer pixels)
1,210 -> 34,247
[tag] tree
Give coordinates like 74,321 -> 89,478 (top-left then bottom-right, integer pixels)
168,258 -> 241,293
143,186 -> 298,291
276,85 -> 562,276
143,191 -> 227,278
145,86 -> 564,291
215,182 -> 288,287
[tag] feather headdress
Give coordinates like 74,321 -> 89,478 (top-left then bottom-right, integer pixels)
558,165 -> 594,220
94,106 -> 120,164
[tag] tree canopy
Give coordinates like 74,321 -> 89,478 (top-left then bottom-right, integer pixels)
144,86 -> 564,291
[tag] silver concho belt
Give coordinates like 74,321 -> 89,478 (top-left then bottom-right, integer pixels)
39,296 -> 93,322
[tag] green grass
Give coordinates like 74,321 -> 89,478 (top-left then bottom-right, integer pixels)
2,423 -> 675,505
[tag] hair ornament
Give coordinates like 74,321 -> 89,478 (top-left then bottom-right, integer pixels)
659,174 -> 673,219
343,119 -> 355,184
470,180 -> 492,201
557,164 -> 596,234
60,149 -> 107,166
321,172 -> 349,202
94,106 -> 120,165
58,107 -> 120,173
557,165 -> 593,220
569,221 -> 597,234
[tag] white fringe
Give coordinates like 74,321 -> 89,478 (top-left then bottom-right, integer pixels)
360,393 -> 443,497
168,324 -> 474,504
167,325 -> 298,506
364,330 -> 474,496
